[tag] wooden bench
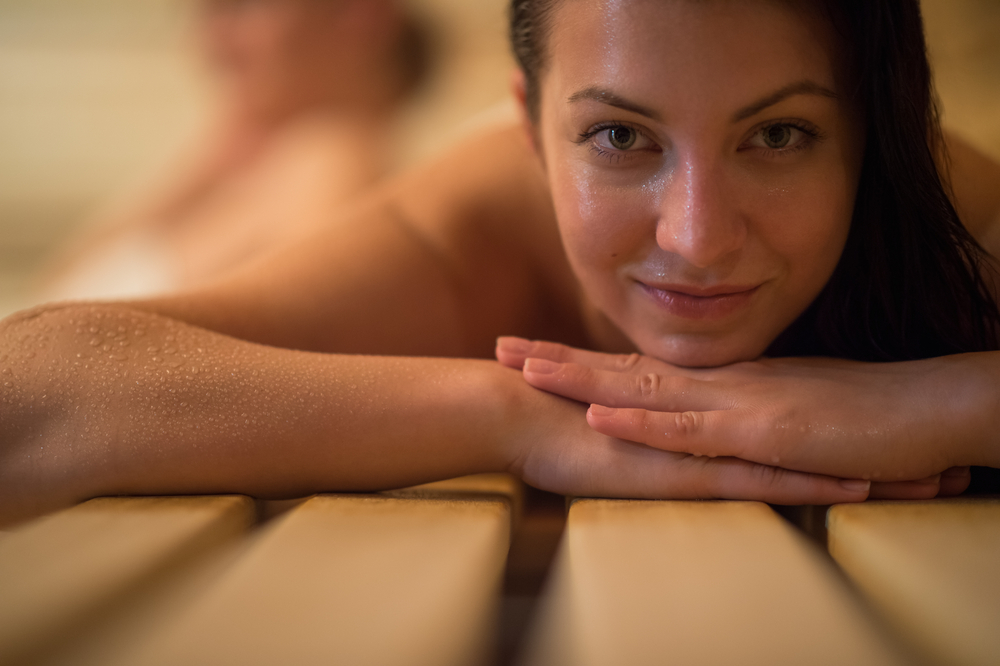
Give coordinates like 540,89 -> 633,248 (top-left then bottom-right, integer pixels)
0,476 -> 516,666
522,499 -> 908,666
3,489 -> 999,665
829,498 -> 1000,666
0,496 -> 254,665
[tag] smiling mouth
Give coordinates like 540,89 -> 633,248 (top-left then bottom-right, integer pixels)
638,281 -> 760,320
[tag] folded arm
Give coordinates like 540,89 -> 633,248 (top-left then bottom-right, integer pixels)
0,302 -> 877,526
497,337 -> 1000,498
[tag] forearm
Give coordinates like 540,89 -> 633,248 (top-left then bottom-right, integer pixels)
496,337 -> 1000,488
949,351 -> 1000,470
1,303 -> 519,525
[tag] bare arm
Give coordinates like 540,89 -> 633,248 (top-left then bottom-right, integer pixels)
496,338 -> 1000,496
1,301 -> 869,526
0,303 -> 520,521
3,126 -> 547,522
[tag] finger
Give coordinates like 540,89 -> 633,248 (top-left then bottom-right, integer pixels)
587,405 -> 751,459
869,475 -> 941,499
938,466 -> 971,496
576,438 -> 868,504
496,336 -> 666,373
670,455 -> 871,505
522,358 -> 727,411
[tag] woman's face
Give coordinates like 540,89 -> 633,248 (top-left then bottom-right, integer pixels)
532,0 -> 864,367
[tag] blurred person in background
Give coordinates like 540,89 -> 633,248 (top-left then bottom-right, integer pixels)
35,0 -> 430,301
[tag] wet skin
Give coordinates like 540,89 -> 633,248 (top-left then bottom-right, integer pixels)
534,0 -> 864,367
499,0 -> 997,494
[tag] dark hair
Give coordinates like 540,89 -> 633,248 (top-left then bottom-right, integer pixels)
510,0 -> 558,119
509,0 -> 1000,361
389,9 -> 434,103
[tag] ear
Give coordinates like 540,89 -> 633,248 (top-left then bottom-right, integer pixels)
510,68 -> 542,158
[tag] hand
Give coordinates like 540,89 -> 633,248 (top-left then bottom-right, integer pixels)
496,337 -> 984,499
492,363 -> 876,505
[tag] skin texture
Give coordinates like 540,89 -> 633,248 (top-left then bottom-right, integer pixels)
534,0 -> 863,367
2,0 -> 1000,525
495,337 -> 990,498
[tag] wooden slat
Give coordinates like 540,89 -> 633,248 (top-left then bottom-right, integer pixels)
386,472 -> 524,523
253,473 -> 524,523
828,498 -> 1000,666
523,499 -> 907,666
116,493 -> 510,666
0,495 -> 254,665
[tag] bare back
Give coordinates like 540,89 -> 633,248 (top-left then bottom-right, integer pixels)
137,124 -> 590,358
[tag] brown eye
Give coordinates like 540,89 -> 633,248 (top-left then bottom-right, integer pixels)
608,126 -> 637,150
762,124 -> 793,149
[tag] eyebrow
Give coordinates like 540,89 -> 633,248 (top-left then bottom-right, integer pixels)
567,87 -> 663,121
732,80 -> 838,121
567,80 -> 838,124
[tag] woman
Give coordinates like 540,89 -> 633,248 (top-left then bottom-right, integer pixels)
2,0 -> 1000,525
35,0 -> 429,302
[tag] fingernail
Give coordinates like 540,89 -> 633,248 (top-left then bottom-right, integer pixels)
839,479 -> 870,493
524,358 -> 560,374
497,336 -> 531,353
915,474 -> 941,485
589,404 -> 618,417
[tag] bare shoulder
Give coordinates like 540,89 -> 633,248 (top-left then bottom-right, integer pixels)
943,131 -> 1000,258
389,123 -> 583,346
392,123 -> 555,242
127,123 -> 580,357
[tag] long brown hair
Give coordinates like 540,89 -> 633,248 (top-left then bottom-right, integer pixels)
509,0 -> 1000,361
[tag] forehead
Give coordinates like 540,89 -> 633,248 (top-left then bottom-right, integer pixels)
544,0 -> 844,116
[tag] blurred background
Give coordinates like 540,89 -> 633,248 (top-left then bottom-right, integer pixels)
0,0 -> 998,317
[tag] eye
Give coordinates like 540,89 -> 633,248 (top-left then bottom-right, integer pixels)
743,121 -> 819,153
590,124 -> 655,153
608,126 -> 637,149
761,124 -> 793,148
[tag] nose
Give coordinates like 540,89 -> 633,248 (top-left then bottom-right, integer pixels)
655,155 -> 747,268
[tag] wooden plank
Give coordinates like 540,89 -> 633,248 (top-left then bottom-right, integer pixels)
828,498 -> 1000,666
116,494 -> 510,666
254,473 -> 524,523
523,499 -> 908,666
0,495 -> 254,666
387,472 -> 524,523
33,537 -> 255,666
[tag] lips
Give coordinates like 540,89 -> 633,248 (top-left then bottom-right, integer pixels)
637,281 -> 760,320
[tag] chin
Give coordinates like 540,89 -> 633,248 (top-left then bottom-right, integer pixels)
637,334 -> 766,369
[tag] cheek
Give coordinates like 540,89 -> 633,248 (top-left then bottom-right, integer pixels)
548,155 -> 660,279
751,166 -> 855,293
